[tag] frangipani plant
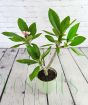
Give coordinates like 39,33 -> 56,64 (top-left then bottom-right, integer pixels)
2,18 -> 41,48
2,8 -> 86,83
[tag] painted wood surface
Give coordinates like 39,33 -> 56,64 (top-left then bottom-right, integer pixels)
0,0 -> 88,47
0,48 -> 88,105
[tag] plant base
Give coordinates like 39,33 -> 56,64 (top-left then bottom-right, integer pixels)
37,67 -> 57,94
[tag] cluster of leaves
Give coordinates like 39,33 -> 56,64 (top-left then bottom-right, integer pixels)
2,8 -> 86,81
17,44 -> 51,80
2,18 -> 41,48
43,8 -> 86,55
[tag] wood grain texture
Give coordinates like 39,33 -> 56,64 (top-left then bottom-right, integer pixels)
0,49 -> 28,105
0,48 -> 88,105
0,48 -> 18,101
24,49 -> 47,105
44,49 -> 74,105
59,48 -> 88,105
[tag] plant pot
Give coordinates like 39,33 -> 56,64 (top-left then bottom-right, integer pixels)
36,67 -> 57,94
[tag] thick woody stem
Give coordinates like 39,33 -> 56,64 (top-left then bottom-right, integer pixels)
46,49 -> 57,70
43,49 -> 57,76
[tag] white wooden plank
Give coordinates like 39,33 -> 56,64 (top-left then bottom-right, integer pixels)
24,49 -> 47,105
0,49 -> 7,60
0,48 -> 18,100
0,49 -> 28,105
80,48 -> 88,57
59,48 -> 88,105
44,49 -> 73,105
69,48 -> 88,82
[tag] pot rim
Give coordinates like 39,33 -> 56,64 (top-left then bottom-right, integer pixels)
37,67 -> 57,82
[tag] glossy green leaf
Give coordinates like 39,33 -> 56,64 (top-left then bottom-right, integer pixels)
29,23 -> 36,35
67,23 -> 80,41
27,45 -> 40,60
61,16 -> 70,32
52,28 -> 60,36
32,33 -> 41,39
45,35 -> 55,42
48,8 -> 61,32
41,44 -> 53,47
32,44 -> 40,59
29,66 -> 40,81
17,59 -> 37,65
11,44 -> 24,48
2,32 -> 25,42
41,47 -> 51,59
43,30 -> 55,36
70,36 -> 86,46
18,18 -> 28,31
71,47 -> 84,56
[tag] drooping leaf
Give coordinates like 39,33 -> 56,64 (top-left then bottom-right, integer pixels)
27,45 -> 40,60
17,59 -> 37,65
70,36 -> 86,46
32,44 -> 40,59
61,16 -> 70,32
11,44 -> 24,48
43,30 -> 55,36
67,23 -> 80,41
71,47 -> 84,56
29,23 -> 36,35
41,47 -> 51,59
29,66 -> 40,81
45,35 -> 55,42
18,18 -> 29,31
48,8 -> 61,33
2,32 -> 25,42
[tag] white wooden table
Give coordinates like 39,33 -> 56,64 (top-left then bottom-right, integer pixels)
0,48 -> 88,105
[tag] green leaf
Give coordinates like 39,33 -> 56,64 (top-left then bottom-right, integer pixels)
2,32 -> 25,42
61,16 -> 70,32
29,66 -> 40,81
70,36 -> 86,46
17,59 -> 37,65
48,8 -> 61,33
9,36 -> 25,42
43,30 -> 55,36
52,28 -> 60,36
18,18 -> 29,31
41,44 -> 53,47
70,19 -> 76,26
41,47 -> 51,59
56,47 -> 60,54
27,45 -> 40,60
2,32 -> 16,37
71,47 -> 84,56
29,23 -> 36,35
32,44 -> 40,59
67,23 -> 80,41
11,44 -> 24,48
45,35 -> 55,42
32,33 -> 41,39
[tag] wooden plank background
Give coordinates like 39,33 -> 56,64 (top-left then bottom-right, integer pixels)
0,48 -> 88,105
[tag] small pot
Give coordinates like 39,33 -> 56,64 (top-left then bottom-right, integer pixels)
36,67 -> 57,93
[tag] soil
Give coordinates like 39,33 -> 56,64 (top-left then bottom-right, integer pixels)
37,69 -> 57,82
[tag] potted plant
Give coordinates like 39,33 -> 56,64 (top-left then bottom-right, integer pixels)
2,8 -> 86,93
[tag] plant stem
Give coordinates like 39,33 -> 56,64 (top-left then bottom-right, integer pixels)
45,49 -> 57,73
